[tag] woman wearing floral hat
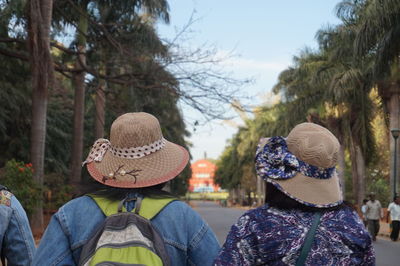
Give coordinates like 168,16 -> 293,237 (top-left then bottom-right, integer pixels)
214,123 -> 375,266
33,112 -> 220,266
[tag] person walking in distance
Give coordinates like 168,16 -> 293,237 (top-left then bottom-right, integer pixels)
386,195 -> 400,241
365,192 -> 383,241
361,199 -> 368,227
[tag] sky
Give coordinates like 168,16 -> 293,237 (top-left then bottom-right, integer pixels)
157,0 -> 342,162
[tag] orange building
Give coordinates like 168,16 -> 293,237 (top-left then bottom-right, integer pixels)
189,159 -> 220,192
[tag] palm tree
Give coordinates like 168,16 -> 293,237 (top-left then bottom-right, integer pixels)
338,0 -> 400,198
316,24 -> 376,206
55,0 -> 171,191
28,0 -> 54,235
272,25 -> 376,206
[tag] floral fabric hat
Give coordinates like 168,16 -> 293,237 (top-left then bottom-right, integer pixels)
255,122 -> 343,208
83,112 -> 189,188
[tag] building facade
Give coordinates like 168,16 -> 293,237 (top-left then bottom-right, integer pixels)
189,159 -> 220,192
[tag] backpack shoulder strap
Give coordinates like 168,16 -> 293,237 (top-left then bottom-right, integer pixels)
87,194 -> 176,219
136,197 -> 176,220
87,194 -> 125,216
0,185 -> 9,191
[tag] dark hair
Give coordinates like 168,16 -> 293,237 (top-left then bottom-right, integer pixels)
78,179 -> 176,200
265,182 -> 348,212
363,199 -> 368,204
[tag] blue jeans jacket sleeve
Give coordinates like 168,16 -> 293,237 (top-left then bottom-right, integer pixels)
2,196 -> 36,266
188,222 -> 220,266
32,212 -> 76,266
152,201 -> 220,266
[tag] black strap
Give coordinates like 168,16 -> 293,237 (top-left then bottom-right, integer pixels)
0,185 -> 9,192
134,196 -> 143,215
295,212 -> 322,266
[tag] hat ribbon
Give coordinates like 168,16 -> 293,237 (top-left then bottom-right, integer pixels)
255,136 -> 335,181
82,138 -> 111,166
82,137 -> 167,166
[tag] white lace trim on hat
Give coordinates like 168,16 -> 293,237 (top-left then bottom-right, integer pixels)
82,137 -> 166,166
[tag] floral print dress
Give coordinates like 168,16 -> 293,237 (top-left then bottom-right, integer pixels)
214,204 -> 375,266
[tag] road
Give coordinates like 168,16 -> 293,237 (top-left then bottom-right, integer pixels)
193,200 -> 399,266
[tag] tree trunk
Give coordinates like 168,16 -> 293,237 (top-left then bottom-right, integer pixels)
28,0 -> 54,236
256,175 -> 265,205
388,86 -> 400,199
69,10 -> 88,193
94,82 -> 106,139
349,140 -> 366,208
349,142 -> 359,206
337,144 -> 346,199
355,144 -> 366,206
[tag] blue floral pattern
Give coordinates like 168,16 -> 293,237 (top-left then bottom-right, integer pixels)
255,137 -> 335,181
214,205 -> 375,266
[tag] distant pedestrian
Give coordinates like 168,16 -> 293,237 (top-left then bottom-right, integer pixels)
387,196 -> 400,241
214,123 -> 374,265
33,112 -> 220,266
365,192 -> 383,241
0,185 -> 35,265
361,198 -> 368,227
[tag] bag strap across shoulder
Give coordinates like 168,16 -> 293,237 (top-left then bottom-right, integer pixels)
0,185 -> 9,191
88,194 -> 176,220
295,212 -> 322,266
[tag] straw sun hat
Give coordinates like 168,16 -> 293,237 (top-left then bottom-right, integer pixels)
83,112 -> 189,188
255,122 -> 343,208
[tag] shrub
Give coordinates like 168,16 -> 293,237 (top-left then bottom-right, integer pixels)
0,159 -> 42,216
43,173 -> 73,211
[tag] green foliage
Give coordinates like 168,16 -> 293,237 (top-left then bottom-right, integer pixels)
0,55 -> 31,167
215,135 -> 243,190
0,160 -> 41,216
43,173 -> 73,211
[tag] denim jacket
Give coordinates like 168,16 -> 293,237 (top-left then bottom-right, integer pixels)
33,195 -> 220,266
0,193 -> 36,266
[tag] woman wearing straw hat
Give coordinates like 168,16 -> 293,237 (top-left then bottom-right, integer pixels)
33,112 -> 220,266
214,123 -> 375,266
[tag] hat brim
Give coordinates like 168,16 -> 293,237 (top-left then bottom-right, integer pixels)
87,140 -> 189,188
268,172 -> 343,208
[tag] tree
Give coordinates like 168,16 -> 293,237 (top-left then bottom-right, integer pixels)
52,0 -> 172,190
272,27 -> 376,206
344,0 -> 400,198
28,0 -> 54,235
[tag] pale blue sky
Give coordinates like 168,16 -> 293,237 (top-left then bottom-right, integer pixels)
157,0 -> 342,162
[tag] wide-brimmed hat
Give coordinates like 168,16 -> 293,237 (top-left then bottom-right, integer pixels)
255,122 -> 343,208
82,112 -> 189,188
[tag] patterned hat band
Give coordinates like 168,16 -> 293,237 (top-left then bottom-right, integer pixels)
255,136 -> 335,181
82,137 -> 166,166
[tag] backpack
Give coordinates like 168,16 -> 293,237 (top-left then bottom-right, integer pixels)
79,194 -> 175,266
0,185 -> 11,207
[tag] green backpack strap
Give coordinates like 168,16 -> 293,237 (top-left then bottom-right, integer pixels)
88,194 -> 176,219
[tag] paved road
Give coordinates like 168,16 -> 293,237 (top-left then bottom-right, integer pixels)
192,200 -> 244,245
193,200 -> 399,265
373,238 -> 399,266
